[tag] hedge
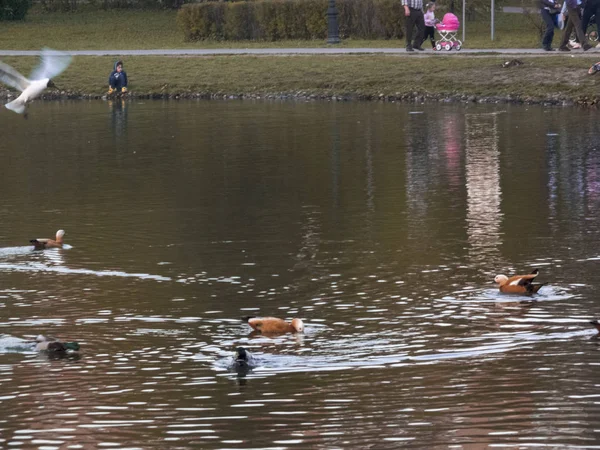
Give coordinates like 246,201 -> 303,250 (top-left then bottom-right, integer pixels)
0,0 -> 29,19
178,0 -> 405,41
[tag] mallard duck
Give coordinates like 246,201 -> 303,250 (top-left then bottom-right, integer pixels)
589,62 -> 600,75
30,229 -> 65,250
590,320 -> 600,335
494,269 -> 547,295
229,347 -> 256,372
35,335 -> 80,353
242,316 -> 304,334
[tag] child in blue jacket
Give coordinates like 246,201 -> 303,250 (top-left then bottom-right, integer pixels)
108,60 -> 128,94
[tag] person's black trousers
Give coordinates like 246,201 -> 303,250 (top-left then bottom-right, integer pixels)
405,8 -> 425,49
541,8 -> 556,48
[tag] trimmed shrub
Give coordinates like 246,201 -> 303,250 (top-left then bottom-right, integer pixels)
178,0 -> 405,41
0,0 -> 29,20
40,0 -> 77,12
98,0 -> 192,10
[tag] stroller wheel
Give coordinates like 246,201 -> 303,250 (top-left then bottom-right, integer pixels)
456,43 -> 462,51
436,43 -> 442,51
444,43 -> 452,51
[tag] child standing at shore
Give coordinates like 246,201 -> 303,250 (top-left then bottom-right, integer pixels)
424,3 -> 438,49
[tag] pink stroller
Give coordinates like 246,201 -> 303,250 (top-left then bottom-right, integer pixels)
435,13 -> 462,51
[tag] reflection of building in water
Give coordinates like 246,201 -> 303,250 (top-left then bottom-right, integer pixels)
465,113 -> 503,264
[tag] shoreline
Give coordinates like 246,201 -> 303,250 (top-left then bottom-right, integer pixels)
0,90 -> 594,108
1,53 -> 599,108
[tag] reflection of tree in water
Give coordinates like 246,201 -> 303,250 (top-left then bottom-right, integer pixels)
465,112 -> 503,266
108,98 -> 128,140
405,113 -> 443,226
293,206 -> 322,273
547,119 -> 600,242
443,115 -> 463,192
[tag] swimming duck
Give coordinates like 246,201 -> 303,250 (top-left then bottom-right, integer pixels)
35,335 -> 80,353
30,229 -> 65,249
242,316 -> 304,335
0,48 -> 72,118
229,347 -> 256,373
494,269 -> 547,295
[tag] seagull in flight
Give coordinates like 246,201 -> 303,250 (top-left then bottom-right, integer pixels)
0,48 -> 72,118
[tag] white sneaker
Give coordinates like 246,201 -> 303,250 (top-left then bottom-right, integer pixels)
569,40 -> 581,49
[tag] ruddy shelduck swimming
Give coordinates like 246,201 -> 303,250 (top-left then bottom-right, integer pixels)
30,229 -> 65,250
494,269 -> 547,295
243,316 -> 304,335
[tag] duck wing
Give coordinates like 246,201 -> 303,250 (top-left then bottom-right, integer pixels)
0,61 -> 30,92
29,48 -> 72,81
507,270 -> 539,286
46,341 -> 67,352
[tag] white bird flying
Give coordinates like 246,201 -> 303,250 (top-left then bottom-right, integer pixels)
0,48 -> 72,118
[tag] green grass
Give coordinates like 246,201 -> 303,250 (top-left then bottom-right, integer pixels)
1,8 -> 591,102
1,54 -> 598,102
0,6 -> 544,50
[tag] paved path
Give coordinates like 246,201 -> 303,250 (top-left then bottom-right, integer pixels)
0,48 -> 598,56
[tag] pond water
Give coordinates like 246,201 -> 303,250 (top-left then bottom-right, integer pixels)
0,99 -> 599,449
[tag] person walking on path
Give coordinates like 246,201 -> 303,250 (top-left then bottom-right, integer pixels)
582,0 -> 600,47
403,0 -> 426,52
559,0 -> 592,51
540,0 -> 561,50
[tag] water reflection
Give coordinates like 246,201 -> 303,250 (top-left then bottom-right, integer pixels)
465,112 -> 503,266
0,101 -> 598,448
108,97 -> 128,140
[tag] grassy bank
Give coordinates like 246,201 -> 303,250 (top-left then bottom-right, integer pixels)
1,8 -> 595,105
0,6 -> 544,50
1,54 -> 598,105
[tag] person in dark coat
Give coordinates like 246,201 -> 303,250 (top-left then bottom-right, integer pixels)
108,60 -> 128,94
540,0 -> 561,50
582,0 -> 600,47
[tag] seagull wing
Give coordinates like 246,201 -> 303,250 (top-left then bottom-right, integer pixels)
0,61 -> 30,92
29,48 -> 72,81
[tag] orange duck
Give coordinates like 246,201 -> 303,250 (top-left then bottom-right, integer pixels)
243,316 -> 304,335
30,229 -> 65,250
494,269 -> 547,295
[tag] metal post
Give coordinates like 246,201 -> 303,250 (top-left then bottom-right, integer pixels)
462,0 -> 466,43
327,0 -> 341,44
491,0 -> 495,40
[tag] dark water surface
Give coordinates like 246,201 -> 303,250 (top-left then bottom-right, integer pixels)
0,100 -> 599,449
